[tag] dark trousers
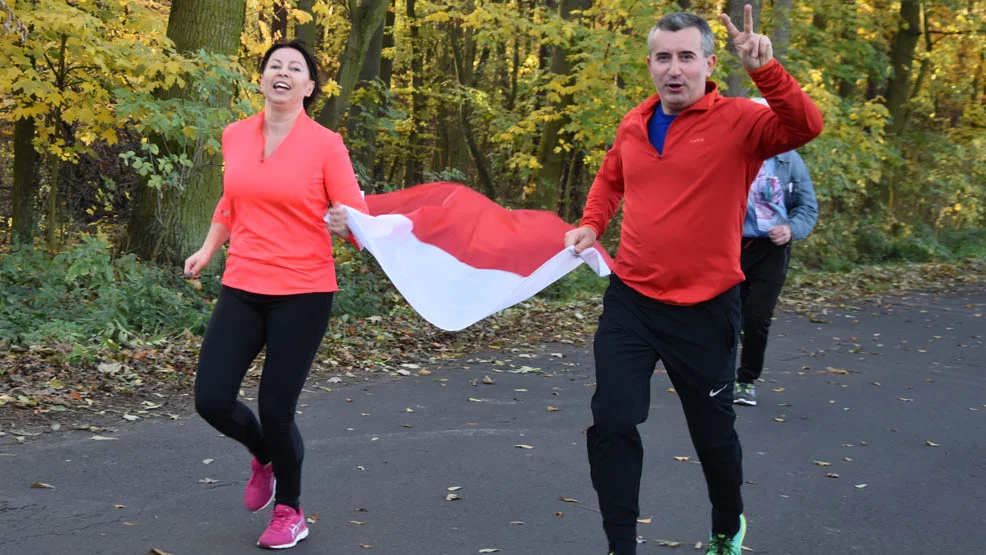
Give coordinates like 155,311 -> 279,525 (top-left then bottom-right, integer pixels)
587,275 -> 743,555
737,238 -> 791,384
194,286 -> 333,509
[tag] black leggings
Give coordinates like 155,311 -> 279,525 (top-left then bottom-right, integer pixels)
194,285 -> 333,509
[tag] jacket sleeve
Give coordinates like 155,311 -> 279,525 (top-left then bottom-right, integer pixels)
785,151 -> 818,241
579,126 -> 626,238
745,59 -> 825,160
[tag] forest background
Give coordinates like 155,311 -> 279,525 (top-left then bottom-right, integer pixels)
0,0 -> 984,417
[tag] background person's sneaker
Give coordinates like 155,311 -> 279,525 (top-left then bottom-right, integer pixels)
257,504 -> 309,549
706,514 -> 746,554
733,382 -> 757,406
244,458 -> 276,512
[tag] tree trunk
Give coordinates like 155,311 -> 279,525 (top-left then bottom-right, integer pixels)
296,0 -> 318,46
448,22 -> 496,199
12,115 -> 38,244
531,0 -> 590,211
347,17 -> 385,187
374,2 -> 395,184
127,0 -> 246,266
769,0 -> 792,66
272,0 -> 289,41
46,153 -> 59,252
403,0 -> 424,188
886,0 -> 922,133
723,0 -> 762,97
316,0 -> 390,131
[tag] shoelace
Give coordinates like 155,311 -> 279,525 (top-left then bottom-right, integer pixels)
707,534 -> 738,555
268,507 -> 295,532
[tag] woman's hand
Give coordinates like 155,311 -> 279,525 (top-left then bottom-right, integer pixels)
326,205 -> 352,239
184,249 -> 212,278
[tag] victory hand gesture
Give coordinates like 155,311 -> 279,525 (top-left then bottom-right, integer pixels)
721,4 -> 773,71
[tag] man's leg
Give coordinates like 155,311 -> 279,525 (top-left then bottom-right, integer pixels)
659,287 -> 744,536
737,240 -> 790,385
588,277 -> 659,555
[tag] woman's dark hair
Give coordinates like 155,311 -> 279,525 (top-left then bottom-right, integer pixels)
259,39 -> 321,112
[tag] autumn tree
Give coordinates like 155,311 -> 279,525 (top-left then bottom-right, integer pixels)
127,0 -> 247,266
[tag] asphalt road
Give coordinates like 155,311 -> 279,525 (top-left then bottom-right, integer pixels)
1,287 -> 984,555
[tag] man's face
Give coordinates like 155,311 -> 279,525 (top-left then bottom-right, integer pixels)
646,27 -> 716,115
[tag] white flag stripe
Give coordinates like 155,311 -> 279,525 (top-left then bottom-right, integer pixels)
341,207 -> 610,331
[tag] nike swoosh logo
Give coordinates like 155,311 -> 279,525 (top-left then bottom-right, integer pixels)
709,384 -> 729,397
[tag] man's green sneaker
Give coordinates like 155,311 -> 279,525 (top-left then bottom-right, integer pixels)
734,382 -> 757,406
706,514 -> 746,554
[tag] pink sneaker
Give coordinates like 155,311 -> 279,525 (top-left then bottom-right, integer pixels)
244,458 -> 275,512
257,504 -> 309,549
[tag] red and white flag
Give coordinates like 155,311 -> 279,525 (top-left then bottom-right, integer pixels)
336,182 -> 612,331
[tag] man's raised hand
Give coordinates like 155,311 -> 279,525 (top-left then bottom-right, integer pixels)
720,4 -> 773,71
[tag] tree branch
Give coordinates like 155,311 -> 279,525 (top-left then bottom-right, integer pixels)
0,0 -> 29,43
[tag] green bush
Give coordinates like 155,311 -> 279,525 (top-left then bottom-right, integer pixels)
0,236 -> 215,353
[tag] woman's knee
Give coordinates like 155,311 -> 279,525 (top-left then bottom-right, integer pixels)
194,390 -> 234,422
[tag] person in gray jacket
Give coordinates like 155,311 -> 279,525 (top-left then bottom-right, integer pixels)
734,137 -> 818,406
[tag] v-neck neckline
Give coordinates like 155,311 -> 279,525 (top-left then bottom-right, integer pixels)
261,111 -> 304,162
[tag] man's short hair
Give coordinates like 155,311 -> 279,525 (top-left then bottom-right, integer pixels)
647,13 -> 715,58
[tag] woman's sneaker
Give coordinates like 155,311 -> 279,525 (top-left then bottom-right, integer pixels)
257,504 -> 309,549
244,458 -> 276,512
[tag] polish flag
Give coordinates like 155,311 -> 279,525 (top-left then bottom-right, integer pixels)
336,182 -> 612,331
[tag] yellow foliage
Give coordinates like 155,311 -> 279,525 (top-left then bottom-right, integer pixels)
423,11 -> 451,24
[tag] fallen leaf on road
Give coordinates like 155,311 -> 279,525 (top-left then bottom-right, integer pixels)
855,484 -> 868,489
31,482 -> 54,489
478,549 -> 501,553
90,435 -> 118,441
674,456 -> 690,462
772,417 -> 786,423
826,472 -> 840,478
448,486 -> 463,491
546,406 -> 559,412
637,517 -> 652,524
657,539 -> 680,547
349,520 -> 365,525
482,375 -> 495,384
514,444 -> 534,449
509,521 -> 525,525
445,493 -> 462,501
114,504 -> 126,509
202,458 -> 214,465
925,440 -> 940,447
468,397 -> 483,402
360,543 -> 372,548
148,549 -> 174,555
813,461 -> 831,467
826,367 -> 850,375
560,497 -> 580,503
198,477 -> 218,484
